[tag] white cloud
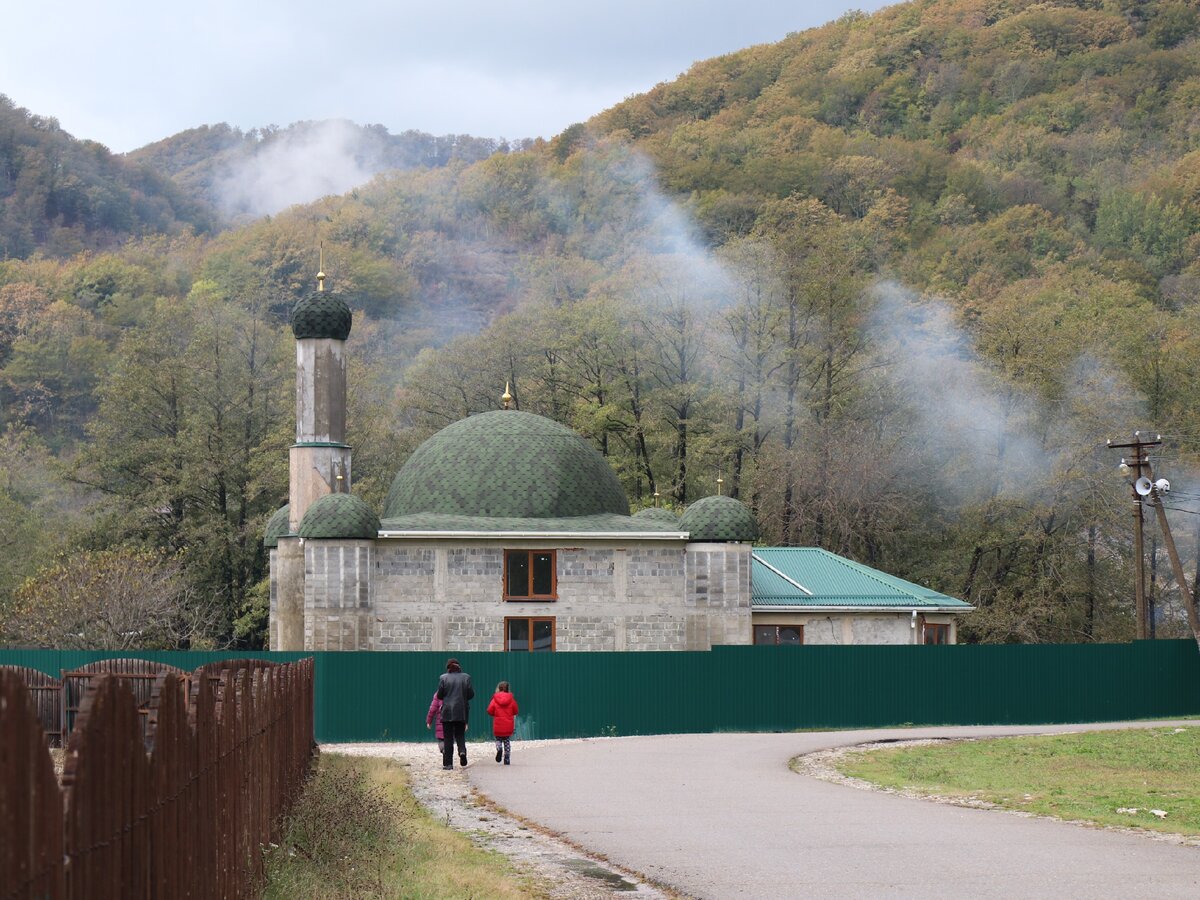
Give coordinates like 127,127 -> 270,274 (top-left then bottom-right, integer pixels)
0,1 -> 890,151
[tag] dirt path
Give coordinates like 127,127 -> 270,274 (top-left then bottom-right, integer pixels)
326,741 -> 676,899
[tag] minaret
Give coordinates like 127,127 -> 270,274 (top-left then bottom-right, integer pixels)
288,252 -> 353,530
274,253 -> 352,650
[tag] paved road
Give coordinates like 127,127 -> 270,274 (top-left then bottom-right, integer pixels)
468,722 -> 1200,899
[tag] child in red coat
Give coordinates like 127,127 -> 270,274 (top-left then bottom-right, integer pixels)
486,681 -> 518,765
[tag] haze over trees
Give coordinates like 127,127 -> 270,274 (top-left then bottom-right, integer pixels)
2,0 -> 1200,647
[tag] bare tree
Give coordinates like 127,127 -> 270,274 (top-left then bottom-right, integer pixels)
0,549 -> 223,649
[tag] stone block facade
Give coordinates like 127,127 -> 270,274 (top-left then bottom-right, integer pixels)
303,539 -> 374,650
294,537 -> 755,651
751,611 -> 956,645
273,537 -> 959,651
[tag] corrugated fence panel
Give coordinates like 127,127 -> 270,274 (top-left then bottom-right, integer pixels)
1,641 -> 1196,742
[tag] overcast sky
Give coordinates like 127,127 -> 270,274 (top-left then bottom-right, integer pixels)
2,1 -> 891,153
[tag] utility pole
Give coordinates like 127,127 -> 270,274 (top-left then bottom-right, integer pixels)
1145,462 -> 1200,649
1107,432 -> 1161,639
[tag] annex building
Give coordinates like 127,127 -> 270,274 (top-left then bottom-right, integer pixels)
267,282 -> 971,652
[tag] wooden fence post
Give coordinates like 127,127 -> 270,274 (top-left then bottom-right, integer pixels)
0,669 -> 65,899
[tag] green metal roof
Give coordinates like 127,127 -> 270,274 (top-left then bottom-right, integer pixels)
632,507 -> 681,524
263,504 -> 292,548
298,493 -> 380,539
384,410 -> 630,520
291,291 -> 352,340
680,495 -> 758,542
379,512 -> 684,536
751,548 -> 972,609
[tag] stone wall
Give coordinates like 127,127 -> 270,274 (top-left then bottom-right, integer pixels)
273,539 -> 305,651
752,611 -> 919,645
303,539 -> 374,650
363,538 -> 751,651
278,536 -> 965,650
685,543 -> 752,647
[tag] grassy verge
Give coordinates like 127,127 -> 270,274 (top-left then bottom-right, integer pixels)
835,726 -> 1200,837
262,753 -> 546,899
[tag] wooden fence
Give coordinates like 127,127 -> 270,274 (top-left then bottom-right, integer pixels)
0,657 -> 315,899
0,659 -> 194,749
0,665 -> 61,745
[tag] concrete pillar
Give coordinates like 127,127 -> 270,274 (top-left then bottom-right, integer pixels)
268,548 -> 279,649
288,445 -> 353,531
274,537 -> 305,650
613,548 -> 629,602
290,337 -> 351,531
303,540 -> 374,651
296,339 -> 347,443
434,547 -> 448,602
613,617 -> 627,651
685,614 -> 712,651
684,542 -> 753,646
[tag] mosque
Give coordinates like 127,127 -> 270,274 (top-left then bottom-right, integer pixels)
266,277 -> 970,652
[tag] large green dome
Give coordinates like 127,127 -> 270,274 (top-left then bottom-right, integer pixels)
384,410 -> 630,519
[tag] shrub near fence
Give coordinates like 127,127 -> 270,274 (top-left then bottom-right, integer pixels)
0,658 -> 315,900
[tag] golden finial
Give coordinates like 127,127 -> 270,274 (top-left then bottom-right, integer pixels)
501,381 -> 513,410
717,471 -> 724,496
317,243 -> 326,292
653,489 -> 661,508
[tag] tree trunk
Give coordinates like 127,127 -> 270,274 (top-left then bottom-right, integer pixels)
781,295 -> 799,544
1085,523 -> 1096,640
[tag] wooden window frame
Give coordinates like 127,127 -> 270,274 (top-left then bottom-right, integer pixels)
503,616 -> 556,652
754,624 -> 804,646
503,549 -> 558,601
923,622 -> 950,645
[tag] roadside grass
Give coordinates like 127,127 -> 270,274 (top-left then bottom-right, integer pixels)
262,753 -> 546,899
835,726 -> 1200,837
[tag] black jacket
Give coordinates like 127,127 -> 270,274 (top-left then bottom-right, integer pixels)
436,671 -> 474,722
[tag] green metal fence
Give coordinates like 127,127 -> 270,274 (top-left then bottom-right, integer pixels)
3,640 -> 1197,743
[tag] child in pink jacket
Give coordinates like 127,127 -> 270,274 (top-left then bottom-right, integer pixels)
487,681 -> 519,765
426,690 -> 444,754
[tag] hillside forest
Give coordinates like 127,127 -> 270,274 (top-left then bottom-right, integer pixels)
2,0 -> 1200,649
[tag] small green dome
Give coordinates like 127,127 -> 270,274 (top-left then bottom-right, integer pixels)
384,410 -> 630,519
263,504 -> 291,548
681,495 -> 758,542
632,507 -> 680,524
298,493 -> 379,539
291,292 -> 352,340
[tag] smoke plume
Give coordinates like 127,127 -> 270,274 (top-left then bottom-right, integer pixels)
215,120 -> 387,218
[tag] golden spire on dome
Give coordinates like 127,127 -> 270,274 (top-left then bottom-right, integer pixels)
317,243 -> 326,292
501,381 -> 513,410
717,470 -> 724,496
653,489 -> 661,508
